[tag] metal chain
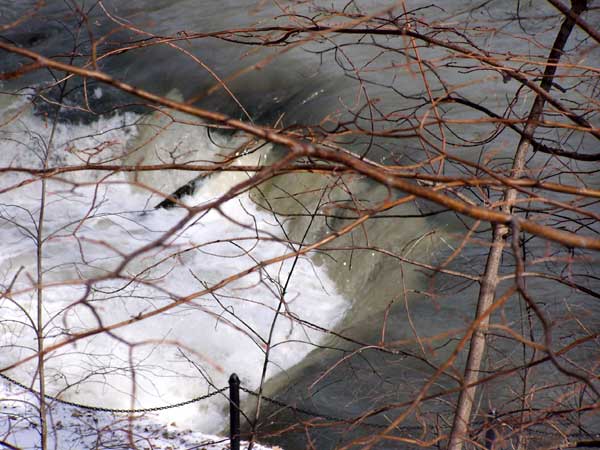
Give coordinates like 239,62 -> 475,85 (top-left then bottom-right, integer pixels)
242,387 -> 353,423
0,372 -> 227,414
2,371 -> 597,442
0,371 -> 405,427
243,387 -> 600,439
241,387 -> 427,431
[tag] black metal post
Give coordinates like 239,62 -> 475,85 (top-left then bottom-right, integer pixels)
484,409 -> 497,450
229,373 -> 241,450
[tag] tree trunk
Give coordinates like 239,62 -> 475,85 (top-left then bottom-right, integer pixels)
447,2 -> 588,448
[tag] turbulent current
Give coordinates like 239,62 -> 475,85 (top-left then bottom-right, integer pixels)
0,1 -> 599,449
0,90 -> 351,431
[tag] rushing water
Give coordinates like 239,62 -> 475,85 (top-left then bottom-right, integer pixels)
0,1 -> 599,449
0,89 -> 351,431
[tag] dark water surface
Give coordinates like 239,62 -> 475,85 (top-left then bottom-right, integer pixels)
1,1 -> 599,448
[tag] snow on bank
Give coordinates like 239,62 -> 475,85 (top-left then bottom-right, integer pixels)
0,377 -> 277,450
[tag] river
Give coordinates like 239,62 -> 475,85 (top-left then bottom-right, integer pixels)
0,1 -> 598,449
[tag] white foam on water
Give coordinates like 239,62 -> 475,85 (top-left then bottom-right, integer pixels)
0,91 -> 348,433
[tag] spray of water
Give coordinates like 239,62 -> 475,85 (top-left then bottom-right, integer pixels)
0,91 -> 348,431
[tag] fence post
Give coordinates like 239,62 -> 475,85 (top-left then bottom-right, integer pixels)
484,409 -> 497,450
229,373 -> 241,450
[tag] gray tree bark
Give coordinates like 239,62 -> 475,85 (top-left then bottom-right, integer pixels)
447,2 -> 589,448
